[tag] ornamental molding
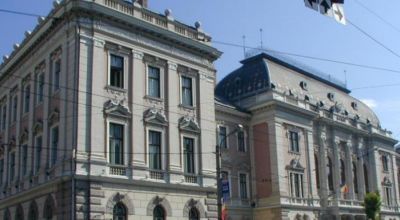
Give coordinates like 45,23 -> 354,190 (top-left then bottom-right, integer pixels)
50,47 -> 62,61
34,61 -> 46,74
33,120 -> 43,135
286,159 -> 305,171
179,116 -> 200,133
382,177 -> 392,186
105,192 -> 134,215
146,196 -> 172,217
48,109 -> 60,126
143,108 -> 168,126
143,54 -> 167,67
183,199 -> 206,218
19,129 -> 29,143
92,21 -> 212,67
104,100 -> 131,119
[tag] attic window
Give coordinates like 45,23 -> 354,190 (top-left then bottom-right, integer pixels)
327,93 -> 335,101
300,81 -> 308,91
271,83 -> 276,89
318,101 -> 324,108
351,102 -> 358,110
304,95 -> 310,102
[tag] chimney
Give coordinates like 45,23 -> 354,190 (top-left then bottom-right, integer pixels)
137,0 -> 148,8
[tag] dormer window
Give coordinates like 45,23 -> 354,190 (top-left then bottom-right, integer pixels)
327,92 -> 335,101
300,81 -> 308,91
351,102 -> 358,110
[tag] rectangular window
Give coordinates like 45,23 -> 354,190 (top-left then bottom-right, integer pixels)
239,173 -> 248,199
289,131 -> 299,153
181,76 -> 193,106
35,136 -> 42,173
37,73 -> 45,103
238,131 -> 245,152
24,85 -> 30,113
10,152 -> 15,181
110,54 -> 124,88
385,187 -> 392,206
1,105 -> 6,130
53,59 -> 61,91
50,127 -> 59,166
148,66 -> 161,98
149,130 -> 162,170
290,172 -> 304,198
109,123 -> 124,165
218,126 -> 227,148
184,137 -> 195,174
0,159 -> 3,184
22,145 -> 28,176
12,96 -> 18,123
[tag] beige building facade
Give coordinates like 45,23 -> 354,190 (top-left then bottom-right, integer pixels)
0,0 -> 221,219
215,52 -> 400,220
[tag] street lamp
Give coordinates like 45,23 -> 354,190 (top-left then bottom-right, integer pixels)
216,124 -> 243,220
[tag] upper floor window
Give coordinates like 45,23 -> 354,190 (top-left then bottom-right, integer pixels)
22,144 -> 28,176
0,159 -> 3,184
353,162 -> 358,194
218,126 -> 227,148
0,104 -> 5,131
9,152 -> 15,181
327,157 -> 334,191
109,123 -> 124,165
148,66 -> 161,98
35,136 -> 42,174
181,76 -> 193,106
382,155 -> 389,172
50,126 -> 59,167
149,130 -> 162,170
314,154 -> 320,189
184,137 -> 195,174
37,73 -> 45,104
340,159 -> 346,185
384,187 -> 392,206
53,59 -> 61,92
289,172 -> 304,198
237,131 -> 245,152
24,85 -> 30,113
239,173 -> 248,199
289,131 -> 299,153
109,54 -> 124,88
12,95 -> 18,123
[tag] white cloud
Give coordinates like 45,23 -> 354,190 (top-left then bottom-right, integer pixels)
360,99 -> 378,109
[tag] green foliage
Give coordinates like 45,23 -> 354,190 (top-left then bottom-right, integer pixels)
363,191 -> 381,220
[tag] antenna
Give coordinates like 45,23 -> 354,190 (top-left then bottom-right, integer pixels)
259,28 -> 264,49
344,70 -> 348,87
242,35 -> 246,58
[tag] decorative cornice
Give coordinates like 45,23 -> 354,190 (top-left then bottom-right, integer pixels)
143,107 -> 168,126
104,100 -> 131,119
179,116 -> 200,133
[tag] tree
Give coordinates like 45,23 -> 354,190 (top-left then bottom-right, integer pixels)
363,191 -> 381,220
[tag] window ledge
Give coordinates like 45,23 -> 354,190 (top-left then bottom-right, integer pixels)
179,104 -> 195,110
144,95 -> 164,103
288,150 -> 301,155
105,85 -> 127,93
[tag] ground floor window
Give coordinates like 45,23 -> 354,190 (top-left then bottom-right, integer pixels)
153,205 -> 165,220
189,207 -> 199,220
113,202 -> 127,220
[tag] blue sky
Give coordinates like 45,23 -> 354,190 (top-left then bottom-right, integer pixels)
1,0 -> 400,140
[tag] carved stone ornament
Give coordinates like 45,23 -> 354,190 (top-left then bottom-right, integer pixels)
382,177 -> 392,186
19,129 -> 29,143
104,100 -> 131,118
286,159 -> 305,171
179,116 -> 200,133
50,47 -> 62,61
34,61 -> 46,74
105,192 -> 135,215
33,120 -> 43,135
48,109 -> 60,126
21,74 -> 32,86
144,108 -> 167,126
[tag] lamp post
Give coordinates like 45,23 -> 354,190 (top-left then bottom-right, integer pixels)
216,124 -> 243,220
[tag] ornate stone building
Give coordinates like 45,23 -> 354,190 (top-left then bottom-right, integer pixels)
215,52 -> 400,220
0,0 -> 221,219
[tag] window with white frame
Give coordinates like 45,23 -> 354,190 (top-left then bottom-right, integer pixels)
289,131 -> 299,153
50,126 -> 59,167
149,130 -> 162,170
12,95 -> 18,123
218,126 -> 227,149
184,137 -> 195,174
382,155 -> 389,172
9,152 -> 15,181
148,66 -> 161,98
21,144 -> 28,176
52,59 -> 61,92
109,123 -> 124,165
1,104 -> 6,130
35,136 -> 42,174
384,186 -> 392,206
37,72 -> 44,104
289,172 -> 304,198
239,173 -> 249,199
237,130 -> 245,152
181,76 -> 193,106
24,85 -> 30,113
109,54 -> 124,88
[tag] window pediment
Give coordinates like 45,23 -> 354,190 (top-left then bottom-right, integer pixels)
48,109 -> 59,126
144,108 -> 167,126
104,100 -> 131,118
382,177 -> 392,186
33,120 -> 43,135
179,116 -> 200,133
286,159 -> 304,171
19,129 -> 29,143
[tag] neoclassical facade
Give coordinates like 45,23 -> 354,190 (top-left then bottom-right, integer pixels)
0,0 -> 221,219
215,52 -> 400,220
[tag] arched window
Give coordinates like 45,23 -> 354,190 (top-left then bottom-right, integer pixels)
153,205 -> 165,220
364,164 -> 369,193
28,201 -> 38,220
113,202 -> 127,220
43,196 -> 55,220
189,207 -> 199,220
353,162 -> 358,194
15,205 -> 24,220
327,157 -> 334,191
340,159 -> 346,185
315,154 -> 320,189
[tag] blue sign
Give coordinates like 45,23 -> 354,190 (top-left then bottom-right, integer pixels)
221,179 -> 230,201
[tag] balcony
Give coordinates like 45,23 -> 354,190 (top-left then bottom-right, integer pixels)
281,196 -> 320,207
109,165 -> 127,176
149,170 -> 165,180
184,174 -> 198,184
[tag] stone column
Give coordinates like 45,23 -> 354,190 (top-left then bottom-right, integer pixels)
390,154 -> 399,206
318,133 -> 329,208
332,139 -> 341,201
306,129 -> 319,201
370,147 -> 382,193
356,137 -> 365,200
345,141 -> 355,200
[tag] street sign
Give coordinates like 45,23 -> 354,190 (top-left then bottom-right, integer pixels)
221,179 -> 230,201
